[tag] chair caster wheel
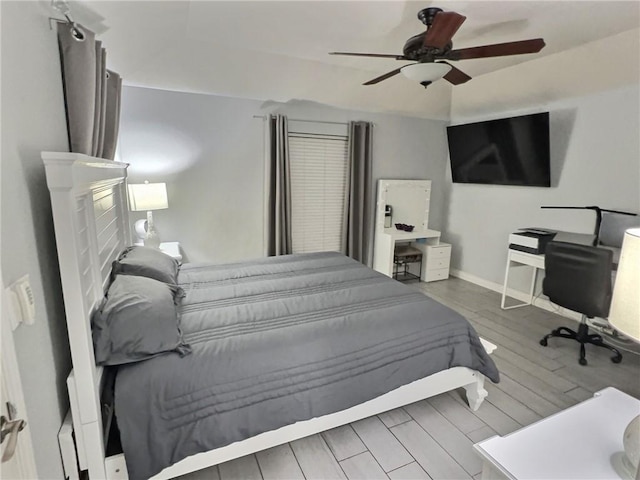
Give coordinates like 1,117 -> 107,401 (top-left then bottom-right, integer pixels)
579,358 -> 587,366
540,339 -> 547,347
612,356 -> 622,364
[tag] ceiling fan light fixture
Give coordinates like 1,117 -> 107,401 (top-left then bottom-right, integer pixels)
401,62 -> 452,86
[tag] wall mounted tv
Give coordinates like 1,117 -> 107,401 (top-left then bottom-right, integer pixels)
447,112 -> 551,187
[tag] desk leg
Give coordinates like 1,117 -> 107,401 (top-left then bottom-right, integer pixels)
500,255 -> 514,309
373,235 -> 394,277
528,266 -> 538,306
501,254 -> 536,310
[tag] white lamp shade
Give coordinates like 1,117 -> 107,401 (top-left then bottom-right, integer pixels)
127,182 -> 169,211
401,62 -> 452,83
608,228 -> 640,342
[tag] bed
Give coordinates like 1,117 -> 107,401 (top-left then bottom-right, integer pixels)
43,152 -> 498,480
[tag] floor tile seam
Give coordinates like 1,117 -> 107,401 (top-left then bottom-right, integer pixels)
484,392 -> 539,427
492,350 -> 577,390
253,452 -> 265,480
474,309 -> 557,338
465,424 -> 495,442
321,426 -> 366,463
385,461 -> 424,477
492,371 -> 569,412
338,450 -> 391,479
377,413 -> 414,430
473,323 -> 563,370
388,420 -> 470,479
291,436 -> 347,480
332,447 -> 369,463
426,397 -> 490,435
445,390 -> 524,435
287,441 -> 308,480
350,420 -> 414,473
494,358 -> 578,401
403,404 -> 483,477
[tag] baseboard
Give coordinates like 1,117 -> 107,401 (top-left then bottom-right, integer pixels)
449,268 -> 581,322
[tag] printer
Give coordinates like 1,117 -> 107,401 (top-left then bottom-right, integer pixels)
509,228 -> 557,254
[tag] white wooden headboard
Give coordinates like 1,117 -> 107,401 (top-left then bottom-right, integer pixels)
42,152 -> 130,476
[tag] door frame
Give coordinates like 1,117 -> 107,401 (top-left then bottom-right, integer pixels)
1,278 -> 38,478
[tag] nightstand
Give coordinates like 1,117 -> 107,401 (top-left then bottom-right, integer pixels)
159,242 -> 182,262
134,241 -> 182,261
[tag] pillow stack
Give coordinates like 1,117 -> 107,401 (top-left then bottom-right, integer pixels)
92,246 -> 191,366
111,245 -> 180,284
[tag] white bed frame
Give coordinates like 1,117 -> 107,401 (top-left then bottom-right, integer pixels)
43,152 -> 496,480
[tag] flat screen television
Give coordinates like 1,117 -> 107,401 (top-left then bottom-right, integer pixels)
447,112 -> 551,187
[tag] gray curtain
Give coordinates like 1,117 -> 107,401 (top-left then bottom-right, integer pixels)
102,70 -> 123,160
266,115 -> 293,256
57,22 -> 121,159
91,41 -> 106,157
343,121 -> 373,265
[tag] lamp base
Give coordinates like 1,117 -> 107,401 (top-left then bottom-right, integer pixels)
625,415 -> 640,480
143,210 -> 161,249
134,219 -> 147,243
612,415 -> 640,480
144,231 -> 161,249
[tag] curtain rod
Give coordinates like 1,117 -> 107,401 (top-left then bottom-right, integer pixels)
50,0 -> 85,39
252,115 -> 375,127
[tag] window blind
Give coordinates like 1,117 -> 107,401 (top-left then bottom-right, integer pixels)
289,133 -> 348,254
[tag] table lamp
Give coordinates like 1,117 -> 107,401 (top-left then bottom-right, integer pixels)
127,181 -> 168,249
608,228 -> 640,480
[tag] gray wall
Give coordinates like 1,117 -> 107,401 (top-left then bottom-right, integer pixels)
1,2 -> 72,478
443,85 -> 640,286
118,88 -> 449,263
118,87 -> 266,263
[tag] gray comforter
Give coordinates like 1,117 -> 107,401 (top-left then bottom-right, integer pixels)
115,252 -> 499,479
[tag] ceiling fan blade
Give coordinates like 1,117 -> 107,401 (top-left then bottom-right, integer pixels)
329,52 -> 406,60
439,62 -> 472,85
449,38 -> 546,60
363,67 -> 404,85
423,11 -> 466,49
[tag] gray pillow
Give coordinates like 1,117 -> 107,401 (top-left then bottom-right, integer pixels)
112,246 -> 179,284
92,275 -> 190,366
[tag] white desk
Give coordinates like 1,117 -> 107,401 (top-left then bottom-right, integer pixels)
373,228 -> 441,282
474,387 -> 640,480
500,249 -> 545,310
500,231 -> 601,310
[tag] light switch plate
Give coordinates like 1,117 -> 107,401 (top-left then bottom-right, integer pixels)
6,275 -> 35,329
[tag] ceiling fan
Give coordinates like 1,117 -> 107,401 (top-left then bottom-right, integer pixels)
330,7 -> 545,88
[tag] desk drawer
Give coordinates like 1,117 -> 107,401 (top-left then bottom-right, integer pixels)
426,257 -> 450,271
509,249 -> 545,269
425,268 -> 449,282
426,243 -> 451,260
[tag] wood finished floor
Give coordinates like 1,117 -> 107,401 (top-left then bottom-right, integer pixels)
175,277 -> 640,480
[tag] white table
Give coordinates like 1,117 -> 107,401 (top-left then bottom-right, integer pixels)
134,241 -> 182,261
500,231 -> 600,310
474,387 -> 640,480
159,242 -> 182,261
500,249 -> 545,309
373,228 -> 442,282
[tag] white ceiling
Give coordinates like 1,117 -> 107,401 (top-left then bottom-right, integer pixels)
71,1 -> 640,119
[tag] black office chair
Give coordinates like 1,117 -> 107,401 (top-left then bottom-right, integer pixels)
539,241 -> 623,366
597,210 -> 640,268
